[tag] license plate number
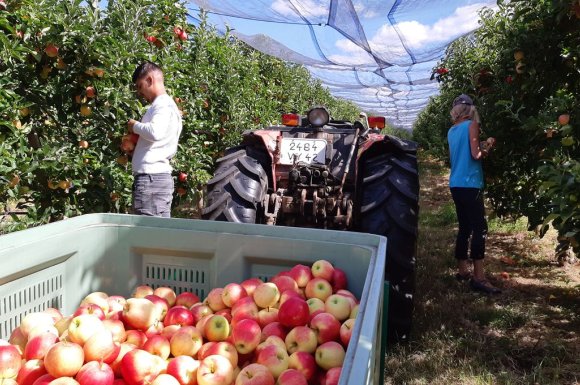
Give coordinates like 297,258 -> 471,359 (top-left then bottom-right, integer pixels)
279,138 -> 326,165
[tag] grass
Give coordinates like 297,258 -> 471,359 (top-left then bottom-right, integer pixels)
384,154 -> 580,385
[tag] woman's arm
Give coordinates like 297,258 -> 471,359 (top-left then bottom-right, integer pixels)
469,120 -> 483,160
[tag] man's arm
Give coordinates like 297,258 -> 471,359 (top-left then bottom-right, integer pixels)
128,105 -> 175,141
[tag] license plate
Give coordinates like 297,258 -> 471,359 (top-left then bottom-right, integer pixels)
279,138 -> 326,165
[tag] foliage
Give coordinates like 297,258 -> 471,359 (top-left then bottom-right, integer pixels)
413,0 -> 580,255
0,0 -> 359,232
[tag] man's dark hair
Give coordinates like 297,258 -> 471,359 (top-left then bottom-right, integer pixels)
132,61 -> 163,83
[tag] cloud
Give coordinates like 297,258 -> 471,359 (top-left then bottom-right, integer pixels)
271,0 -> 329,19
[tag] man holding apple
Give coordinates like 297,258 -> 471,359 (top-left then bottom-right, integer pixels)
127,62 -> 182,217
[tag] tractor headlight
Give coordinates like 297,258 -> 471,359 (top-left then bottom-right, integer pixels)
307,107 -> 330,127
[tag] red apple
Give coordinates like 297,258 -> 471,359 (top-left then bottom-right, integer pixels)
231,319 -> 261,354
44,341 -> 84,378
310,312 -> 341,344
304,278 -> 332,301
324,295 -> 351,321
161,324 -> 182,341
20,312 -> 55,338
221,283 -> 247,308
287,352 -> 316,381
76,361 -> 114,385
190,304 -> 213,324
325,366 -> 342,385
240,278 -> 263,296
123,298 -> 163,331
0,341 -> 22,379
350,304 -> 359,320
330,268 -> 347,292
311,260 -> 334,281
81,292 -> 110,314
236,363 -> 275,385
150,374 -> 180,385
339,319 -> 355,347
54,316 -> 73,337
252,283 -> 280,309
143,335 -> 170,360
314,341 -> 345,370
256,344 -> 289,379
271,276 -> 299,296
44,43 -> 59,58
110,343 -> 135,378
231,297 -> 259,320
177,172 -> 188,183
169,326 -> 203,357
284,326 -> 317,354
49,377 -> 81,385
175,292 -> 200,308
261,322 -> 287,341
43,308 -> 64,323
204,289 -> 226,312
214,309 -> 232,323
276,369 -> 307,385
125,330 -> 147,348
84,330 -> 121,364
67,315 -> 105,345
288,265 -> 313,289
73,304 -> 106,320
204,315 -> 230,342
8,327 -> 27,354
16,358 -> 47,385
257,307 -> 278,328
144,295 -> 169,320
29,373 -> 55,385
164,306 -> 194,327
256,336 -> 286,356
203,341 -> 238,369
278,298 -> 309,328
120,349 -> 162,385
197,355 -> 234,385
132,285 -> 154,298
306,298 -> 325,318
153,287 -> 177,307
24,332 -> 58,360
102,319 -> 127,343
166,355 -> 200,385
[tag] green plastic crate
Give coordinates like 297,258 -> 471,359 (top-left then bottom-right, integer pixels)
0,213 -> 386,385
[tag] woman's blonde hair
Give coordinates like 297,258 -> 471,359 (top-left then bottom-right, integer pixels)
450,104 -> 480,124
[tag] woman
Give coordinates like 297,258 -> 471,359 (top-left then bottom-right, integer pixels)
447,94 -> 500,294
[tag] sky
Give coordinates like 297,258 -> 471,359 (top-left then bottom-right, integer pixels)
186,0 -> 498,129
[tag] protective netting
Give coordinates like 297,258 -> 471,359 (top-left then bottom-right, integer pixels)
187,0 -> 496,129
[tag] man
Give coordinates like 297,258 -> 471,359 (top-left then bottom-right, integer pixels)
128,62 -> 182,217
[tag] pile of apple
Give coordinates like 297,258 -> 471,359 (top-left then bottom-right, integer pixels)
0,260 -> 359,385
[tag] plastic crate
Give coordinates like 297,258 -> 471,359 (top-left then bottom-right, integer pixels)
0,213 -> 386,385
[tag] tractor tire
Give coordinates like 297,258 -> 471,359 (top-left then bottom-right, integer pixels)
202,146 -> 269,223
358,149 -> 419,343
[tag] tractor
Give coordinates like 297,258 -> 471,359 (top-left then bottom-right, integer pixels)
202,107 -> 419,342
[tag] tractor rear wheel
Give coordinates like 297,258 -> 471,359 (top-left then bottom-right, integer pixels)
202,146 -> 269,223
358,148 -> 419,343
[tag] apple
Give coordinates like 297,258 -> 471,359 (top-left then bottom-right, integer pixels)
178,172 -> 188,183
112,380 -> 128,385
153,287 -> 177,307
349,304 -> 359,320
304,278 -> 332,301
166,355 -> 200,385
276,369 -> 307,385
46,378 -> 79,385
214,309 -> 232,323
125,330 -> 147,348
28,373 -> 55,385
287,352 -> 316,381
236,363 -> 275,385
28,324 -> 59,340
261,322 -> 287,341
73,303 -> 106,320
176,292 -> 200,308
151,374 -> 180,385
284,326 -> 317,354
203,341 -> 238,368
256,344 -> 289,379
257,307 -> 278,328
190,304 -> 213,324
144,295 -> 170,320
24,331 -> 58,360
132,285 -> 154,298
324,295 -> 351,321
141,335 -> 169,361
310,312 -> 341,344
339,318 -> 355,347
324,367 -> 342,385
314,341 -> 345,370
120,349 -> 163,385
197,342 -> 215,361
231,319 -> 261,354
161,324 -> 182,341
8,327 -> 27,354
20,312 -> 55,338
54,316 -> 73,337
221,283 -> 247,308
240,278 -> 263,296
288,265 -> 313,288
76,361 -> 114,385
231,296 -> 259,320
85,86 -> 96,99
84,330 -> 120,364
44,43 -> 59,58
196,315 -> 212,337
256,336 -> 286,356
145,320 -> 162,337
277,297 -> 309,328
43,308 -> 64,323
252,283 -> 280,309
306,298 -> 325,317
169,326 -> 203,357
204,315 -> 230,342
330,268 -> 347,292
311,260 -> 334,281
16,358 -> 47,385
123,298 -> 163,331
558,114 -> 570,126
270,276 -> 299,295
102,319 -> 127,343
110,343 -> 135,378
0,341 -> 22,379
165,306 -> 194,327
197,355 -> 234,385
106,295 -> 128,314
44,341 -> 84,378
67,315 -> 105,345
204,289 -> 226,312
279,290 -> 301,307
